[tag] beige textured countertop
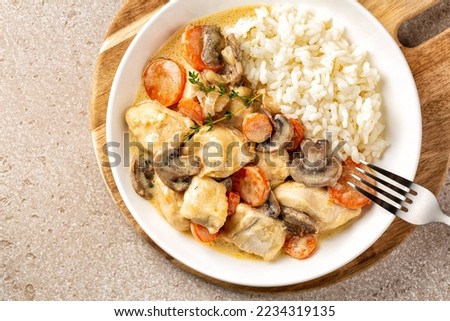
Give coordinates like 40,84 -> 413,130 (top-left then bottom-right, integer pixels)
1,1 -> 449,300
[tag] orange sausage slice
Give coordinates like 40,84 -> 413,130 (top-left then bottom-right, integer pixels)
143,58 -> 186,107
328,158 -> 372,209
231,166 -> 270,207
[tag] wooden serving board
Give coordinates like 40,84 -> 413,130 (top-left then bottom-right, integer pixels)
90,0 -> 450,291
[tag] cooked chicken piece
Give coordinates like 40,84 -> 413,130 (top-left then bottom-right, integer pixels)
180,176 -> 228,234
151,174 -> 190,232
274,181 -> 361,231
126,99 -> 194,153
186,124 -> 255,178
222,203 -> 286,261
255,150 -> 290,188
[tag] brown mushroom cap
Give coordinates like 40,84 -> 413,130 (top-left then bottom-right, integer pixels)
130,152 -> 154,199
201,25 -> 226,68
202,33 -> 243,85
257,191 -> 281,218
154,147 -> 201,192
290,139 -> 342,187
256,114 -> 294,153
280,207 -> 319,236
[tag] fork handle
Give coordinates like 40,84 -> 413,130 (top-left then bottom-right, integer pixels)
436,211 -> 450,227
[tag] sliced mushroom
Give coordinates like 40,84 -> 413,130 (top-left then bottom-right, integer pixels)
290,138 -> 342,187
221,34 -> 243,84
256,191 -> 281,218
130,151 -> 154,199
202,34 -> 243,85
280,207 -> 319,237
153,147 -> 201,192
201,25 -> 226,69
256,114 -> 294,153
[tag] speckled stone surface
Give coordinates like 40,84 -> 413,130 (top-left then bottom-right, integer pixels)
1,0 -> 449,301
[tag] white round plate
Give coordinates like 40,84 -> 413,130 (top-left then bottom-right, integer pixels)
106,0 -> 421,287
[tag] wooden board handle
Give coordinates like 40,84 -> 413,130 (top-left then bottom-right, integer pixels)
360,0 -> 440,42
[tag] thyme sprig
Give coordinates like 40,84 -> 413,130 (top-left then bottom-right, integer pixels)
183,112 -> 231,142
188,71 -> 216,93
183,71 -> 261,142
182,95 -> 261,142
229,90 -> 259,107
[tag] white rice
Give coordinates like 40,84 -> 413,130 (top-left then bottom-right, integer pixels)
226,5 -> 388,162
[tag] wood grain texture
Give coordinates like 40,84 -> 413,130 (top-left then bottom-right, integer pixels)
359,0 -> 439,41
90,0 -> 450,291
403,29 -> 450,193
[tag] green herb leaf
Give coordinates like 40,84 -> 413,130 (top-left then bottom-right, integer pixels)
224,111 -> 233,120
229,89 -> 239,99
204,114 -> 214,126
203,85 -> 217,93
188,71 -> 217,93
218,83 -> 227,95
183,132 -> 193,142
241,96 -> 252,107
188,71 -> 200,85
183,75 -> 261,141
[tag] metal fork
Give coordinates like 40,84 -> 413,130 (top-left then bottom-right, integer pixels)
347,161 -> 450,226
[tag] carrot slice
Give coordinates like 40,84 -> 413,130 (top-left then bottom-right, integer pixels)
143,58 -> 186,107
226,190 -> 240,216
182,25 -> 222,72
190,222 -> 220,243
231,166 -> 270,207
328,158 -> 372,209
286,119 -> 305,152
242,113 -> 273,143
283,234 -> 318,259
178,98 -> 206,125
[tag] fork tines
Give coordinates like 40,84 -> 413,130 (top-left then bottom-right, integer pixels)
346,161 -> 417,215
